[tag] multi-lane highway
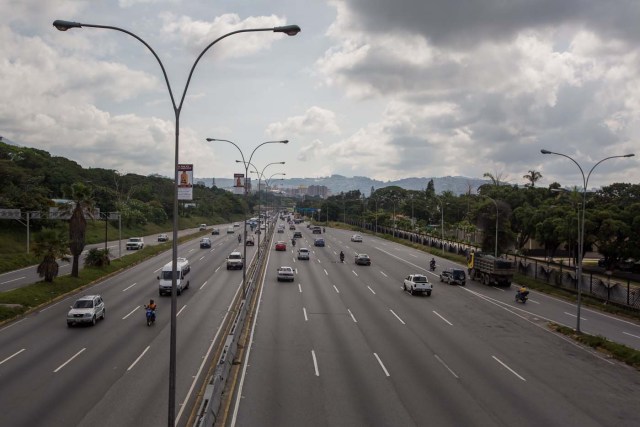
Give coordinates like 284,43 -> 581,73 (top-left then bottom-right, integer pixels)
0,227 -> 252,426
230,221 -> 640,426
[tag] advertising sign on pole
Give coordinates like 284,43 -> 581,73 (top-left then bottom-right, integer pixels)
233,173 -> 245,195
178,164 -> 194,200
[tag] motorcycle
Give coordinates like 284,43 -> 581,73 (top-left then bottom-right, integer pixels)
292,239 -> 296,247
146,307 -> 156,326
429,262 -> 436,272
237,234 -> 242,243
339,253 -> 345,263
515,290 -> 529,304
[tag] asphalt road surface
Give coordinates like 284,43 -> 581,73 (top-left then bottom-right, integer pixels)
229,222 -> 640,427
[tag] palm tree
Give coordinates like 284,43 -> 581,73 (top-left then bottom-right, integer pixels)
66,182 -> 95,277
34,228 -> 69,282
523,170 -> 542,187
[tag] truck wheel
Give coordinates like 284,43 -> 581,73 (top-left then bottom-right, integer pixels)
427,291 -> 432,296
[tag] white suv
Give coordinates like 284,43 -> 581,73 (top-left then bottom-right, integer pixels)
67,295 -> 105,327
226,251 -> 244,270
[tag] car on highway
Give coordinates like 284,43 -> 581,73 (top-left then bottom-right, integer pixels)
199,223 -> 207,231
275,241 -> 287,251
354,254 -> 371,265
200,237 -> 212,248
226,251 -> 243,270
403,274 -> 433,296
234,222 -> 240,228
351,234 -> 363,242
293,231 -> 302,239
277,266 -> 295,282
312,227 -> 322,234
245,236 -> 255,246
297,248 -> 310,260
157,233 -> 168,242
289,224 -> 296,230
227,227 -> 235,234
277,226 -> 285,233
67,295 -> 106,327
440,268 -> 466,286
211,228 -> 220,235
314,238 -> 325,247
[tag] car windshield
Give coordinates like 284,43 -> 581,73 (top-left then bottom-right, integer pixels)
73,300 -> 93,309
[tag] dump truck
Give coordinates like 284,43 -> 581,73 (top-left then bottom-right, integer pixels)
467,251 -> 514,286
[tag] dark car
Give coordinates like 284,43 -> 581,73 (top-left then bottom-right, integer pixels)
314,238 -> 325,247
440,268 -> 466,286
293,231 -> 302,239
211,228 -> 220,235
245,236 -> 255,246
355,254 -> 371,266
312,227 -> 322,234
200,237 -> 212,249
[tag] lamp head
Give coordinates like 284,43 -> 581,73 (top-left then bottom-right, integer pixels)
274,25 -> 301,36
540,149 -> 551,154
53,20 -> 82,31
624,154 -> 635,158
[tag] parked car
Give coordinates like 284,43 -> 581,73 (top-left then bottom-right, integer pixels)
351,234 -> 363,242
67,295 -> 106,327
314,238 -> 325,247
440,268 -> 466,286
355,254 -> 371,265
211,228 -> 220,235
157,233 -> 168,242
200,237 -> 212,248
275,241 -> 287,251
298,248 -> 310,260
277,266 -> 295,282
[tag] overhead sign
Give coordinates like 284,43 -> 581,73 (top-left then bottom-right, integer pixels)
0,209 -> 21,219
178,164 -> 193,200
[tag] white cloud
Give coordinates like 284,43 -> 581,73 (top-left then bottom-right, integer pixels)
266,106 -> 341,139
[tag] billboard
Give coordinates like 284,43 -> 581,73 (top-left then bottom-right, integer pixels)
234,173 -> 245,188
178,164 -> 193,200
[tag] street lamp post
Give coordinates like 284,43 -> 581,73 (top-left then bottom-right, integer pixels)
54,19 -> 299,425
207,139 -> 287,299
541,149 -> 634,333
247,162 -> 286,254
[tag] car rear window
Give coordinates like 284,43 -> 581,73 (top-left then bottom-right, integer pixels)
414,276 -> 426,282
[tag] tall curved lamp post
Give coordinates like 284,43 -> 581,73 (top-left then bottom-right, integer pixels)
264,173 -> 286,223
541,149 -> 634,332
247,162 -> 286,250
207,139 -> 287,299
52,19 -> 299,424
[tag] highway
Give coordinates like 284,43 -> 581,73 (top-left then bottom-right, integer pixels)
230,221 -> 640,426
0,226 -> 251,426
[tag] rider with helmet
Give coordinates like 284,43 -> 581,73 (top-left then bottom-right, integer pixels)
340,251 -> 345,263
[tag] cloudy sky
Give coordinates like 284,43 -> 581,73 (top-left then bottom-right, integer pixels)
1,0 -> 639,189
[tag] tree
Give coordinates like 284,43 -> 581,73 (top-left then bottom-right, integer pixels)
34,228 -> 69,282
66,182 -> 95,277
523,170 -> 542,187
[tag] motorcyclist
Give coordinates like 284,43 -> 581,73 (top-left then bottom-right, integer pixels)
291,238 -> 296,247
144,299 -> 157,311
323,227 -> 326,233
340,251 -> 345,263
430,258 -> 436,270
238,234 -> 242,243
517,285 -> 529,299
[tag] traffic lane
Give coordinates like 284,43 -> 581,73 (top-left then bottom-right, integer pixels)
325,255 -> 633,426
236,246 -> 415,427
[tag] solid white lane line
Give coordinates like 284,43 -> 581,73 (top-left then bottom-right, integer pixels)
367,286 -> 376,295
177,305 -> 187,317
564,312 -> 587,321
0,348 -> 25,366
0,276 -> 25,285
200,280 -> 208,290
352,270 -> 358,277
492,355 -> 526,381
433,311 -> 453,326
348,309 -> 358,323
527,299 -> 540,304
491,286 -> 505,292
390,309 -> 406,325
311,350 -> 320,376
380,271 -> 388,278
54,348 -> 86,373
324,269 -> 328,276
434,354 -> 459,379
303,307 -> 308,322
127,346 -> 150,371
0,318 -> 26,331
409,254 -> 418,258
333,285 -> 340,294
154,266 -> 162,273
374,353 -> 390,377
298,284 -> 302,293
122,282 -> 137,292
623,331 -> 640,339
122,306 -> 139,320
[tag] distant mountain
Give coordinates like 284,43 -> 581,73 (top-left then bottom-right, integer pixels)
196,174 -> 487,196
0,136 -> 19,146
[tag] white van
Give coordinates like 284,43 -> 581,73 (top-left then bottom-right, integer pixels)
158,257 -> 191,296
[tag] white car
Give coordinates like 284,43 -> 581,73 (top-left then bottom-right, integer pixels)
297,248 -> 310,260
233,222 -> 240,228
67,295 -> 106,327
277,266 -> 295,282
351,234 -> 363,242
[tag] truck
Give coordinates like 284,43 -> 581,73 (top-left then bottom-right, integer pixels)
467,251 -> 514,286
403,274 -> 433,296
157,257 -> 191,296
126,237 -> 145,250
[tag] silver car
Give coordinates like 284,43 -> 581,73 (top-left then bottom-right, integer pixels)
277,266 -> 295,282
297,248 -> 310,260
67,295 -> 105,327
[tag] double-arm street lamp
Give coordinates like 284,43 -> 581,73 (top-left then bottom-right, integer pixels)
541,149 -> 634,333
53,18 -> 300,425
207,138 -> 288,299
247,162 -> 286,251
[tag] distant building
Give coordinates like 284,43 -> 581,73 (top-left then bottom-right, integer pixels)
307,185 -> 330,199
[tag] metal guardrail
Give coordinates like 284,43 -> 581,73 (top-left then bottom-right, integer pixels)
194,223 -> 274,427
